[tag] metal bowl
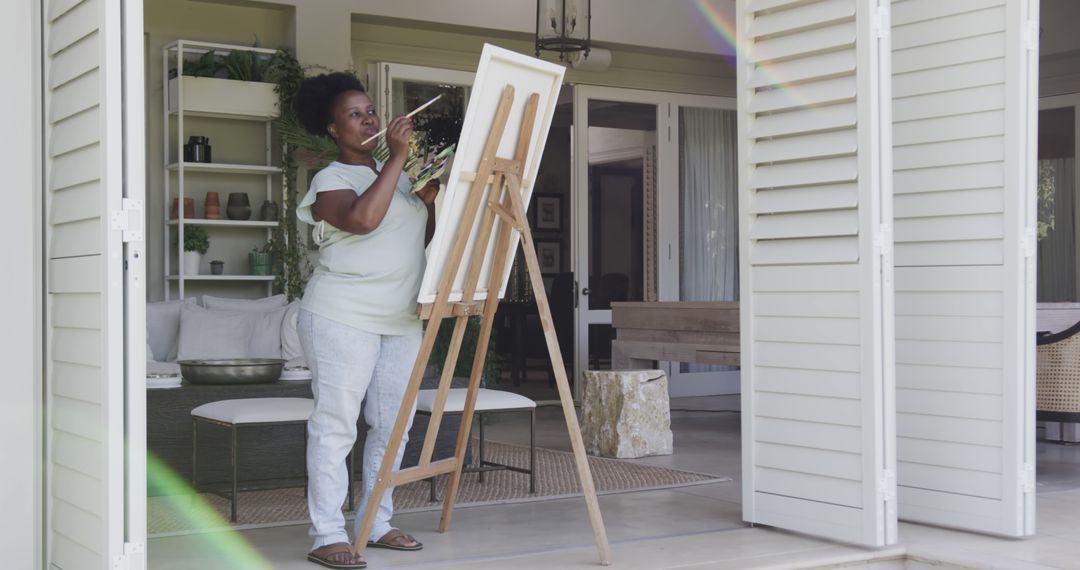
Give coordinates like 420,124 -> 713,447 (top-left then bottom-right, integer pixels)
177,358 -> 286,385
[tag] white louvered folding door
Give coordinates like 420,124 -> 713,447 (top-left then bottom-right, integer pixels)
737,0 -> 897,546
891,0 -> 1038,536
42,0 -> 147,567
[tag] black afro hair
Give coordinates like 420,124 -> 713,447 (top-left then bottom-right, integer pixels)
293,72 -> 366,136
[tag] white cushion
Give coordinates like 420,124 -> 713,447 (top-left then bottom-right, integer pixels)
202,294 -> 287,312
147,360 -> 181,376
416,388 -> 536,413
147,297 -> 198,361
191,397 -> 313,424
176,304 -> 288,360
281,301 -> 303,361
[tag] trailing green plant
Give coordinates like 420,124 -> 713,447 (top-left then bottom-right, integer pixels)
266,48 -> 318,300
182,226 -> 209,254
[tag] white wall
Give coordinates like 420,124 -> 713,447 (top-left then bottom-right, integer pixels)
0,0 -> 42,567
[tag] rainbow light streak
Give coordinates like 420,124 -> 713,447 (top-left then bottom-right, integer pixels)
694,0 -> 819,112
147,454 -> 274,569
693,0 -> 739,57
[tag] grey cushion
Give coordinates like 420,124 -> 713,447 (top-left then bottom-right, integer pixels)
176,304 -> 288,360
147,297 -> 199,362
202,294 -> 287,312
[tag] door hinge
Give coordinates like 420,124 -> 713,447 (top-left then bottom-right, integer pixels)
1022,229 -> 1037,259
112,542 -> 146,570
873,4 -> 890,39
879,469 -> 896,503
1021,462 -> 1036,493
110,198 -> 144,243
873,224 -> 893,257
1023,19 -> 1039,52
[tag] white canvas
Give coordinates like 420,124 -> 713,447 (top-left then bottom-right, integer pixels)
417,44 -> 565,305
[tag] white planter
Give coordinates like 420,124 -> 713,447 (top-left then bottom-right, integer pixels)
182,251 -> 202,276
168,76 -> 279,119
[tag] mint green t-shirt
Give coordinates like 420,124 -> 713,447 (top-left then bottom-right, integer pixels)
296,160 -> 428,335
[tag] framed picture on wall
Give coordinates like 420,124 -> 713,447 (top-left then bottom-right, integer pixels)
536,239 -> 562,275
533,193 -> 562,230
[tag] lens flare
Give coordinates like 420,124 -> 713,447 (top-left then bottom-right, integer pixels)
148,454 -> 274,569
693,0 -> 823,113
692,0 -> 738,57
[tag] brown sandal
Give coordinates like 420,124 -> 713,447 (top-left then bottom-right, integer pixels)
307,542 -> 366,569
366,529 -> 423,551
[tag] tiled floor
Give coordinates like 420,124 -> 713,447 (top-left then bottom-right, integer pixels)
148,396 -> 1080,569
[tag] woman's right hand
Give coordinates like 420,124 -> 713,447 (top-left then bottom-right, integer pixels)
386,115 -> 413,161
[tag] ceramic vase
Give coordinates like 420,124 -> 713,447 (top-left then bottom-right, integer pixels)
260,200 -> 279,222
204,192 -> 221,220
209,260 -> 224,275
248,251 -> 272,276
226,192 -> 251,220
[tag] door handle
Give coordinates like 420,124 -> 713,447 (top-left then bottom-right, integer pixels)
582,288 -> 591,296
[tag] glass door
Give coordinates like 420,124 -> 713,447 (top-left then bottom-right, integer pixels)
572,87 -> 737,398
573,87 -> 662,395
374,62 -> 473,158
1037,94 -> 1080,303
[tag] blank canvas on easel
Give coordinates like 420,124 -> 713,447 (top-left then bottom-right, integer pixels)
418,44 -> 565,304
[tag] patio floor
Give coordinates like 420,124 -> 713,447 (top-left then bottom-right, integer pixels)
147,395 -> 1080,569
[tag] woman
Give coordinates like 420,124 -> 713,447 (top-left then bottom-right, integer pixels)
294,72 -> 438,569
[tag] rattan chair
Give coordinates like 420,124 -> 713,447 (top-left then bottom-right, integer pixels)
1037,320 -> 1080,425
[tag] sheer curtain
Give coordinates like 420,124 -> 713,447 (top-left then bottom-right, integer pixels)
679,107 -> 739,373
680,107 -> 739,303
1037,157 -> 1077,301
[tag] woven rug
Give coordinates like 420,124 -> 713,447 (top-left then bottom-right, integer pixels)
148,440 -> 729,535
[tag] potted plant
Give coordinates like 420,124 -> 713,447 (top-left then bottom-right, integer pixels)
249,245 -> 273,276
168,41 -> 281,119
182,226 -> 209,276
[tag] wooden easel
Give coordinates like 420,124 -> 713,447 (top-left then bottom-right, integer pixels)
352,85 -> 612,565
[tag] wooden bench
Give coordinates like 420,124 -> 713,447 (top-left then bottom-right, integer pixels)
610,301 -> 740,369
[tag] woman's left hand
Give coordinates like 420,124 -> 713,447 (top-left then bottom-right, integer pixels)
416,179 -> 440,207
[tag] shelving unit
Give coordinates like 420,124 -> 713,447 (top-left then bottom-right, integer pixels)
163,39 -> 281,300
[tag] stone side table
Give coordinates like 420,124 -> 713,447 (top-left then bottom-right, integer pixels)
581,369 -> 673,459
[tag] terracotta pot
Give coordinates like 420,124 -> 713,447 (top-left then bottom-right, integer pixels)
170,197 -> 195,219
204,192 -> 221,219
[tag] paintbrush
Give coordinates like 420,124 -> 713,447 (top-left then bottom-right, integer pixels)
361,93 -> 444,146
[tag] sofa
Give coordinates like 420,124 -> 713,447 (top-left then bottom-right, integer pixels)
145,295 -> 466,495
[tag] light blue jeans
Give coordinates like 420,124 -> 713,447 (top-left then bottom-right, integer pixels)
298,309 -> 421,550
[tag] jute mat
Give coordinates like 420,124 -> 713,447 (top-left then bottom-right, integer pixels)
148,440 -> 729,535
